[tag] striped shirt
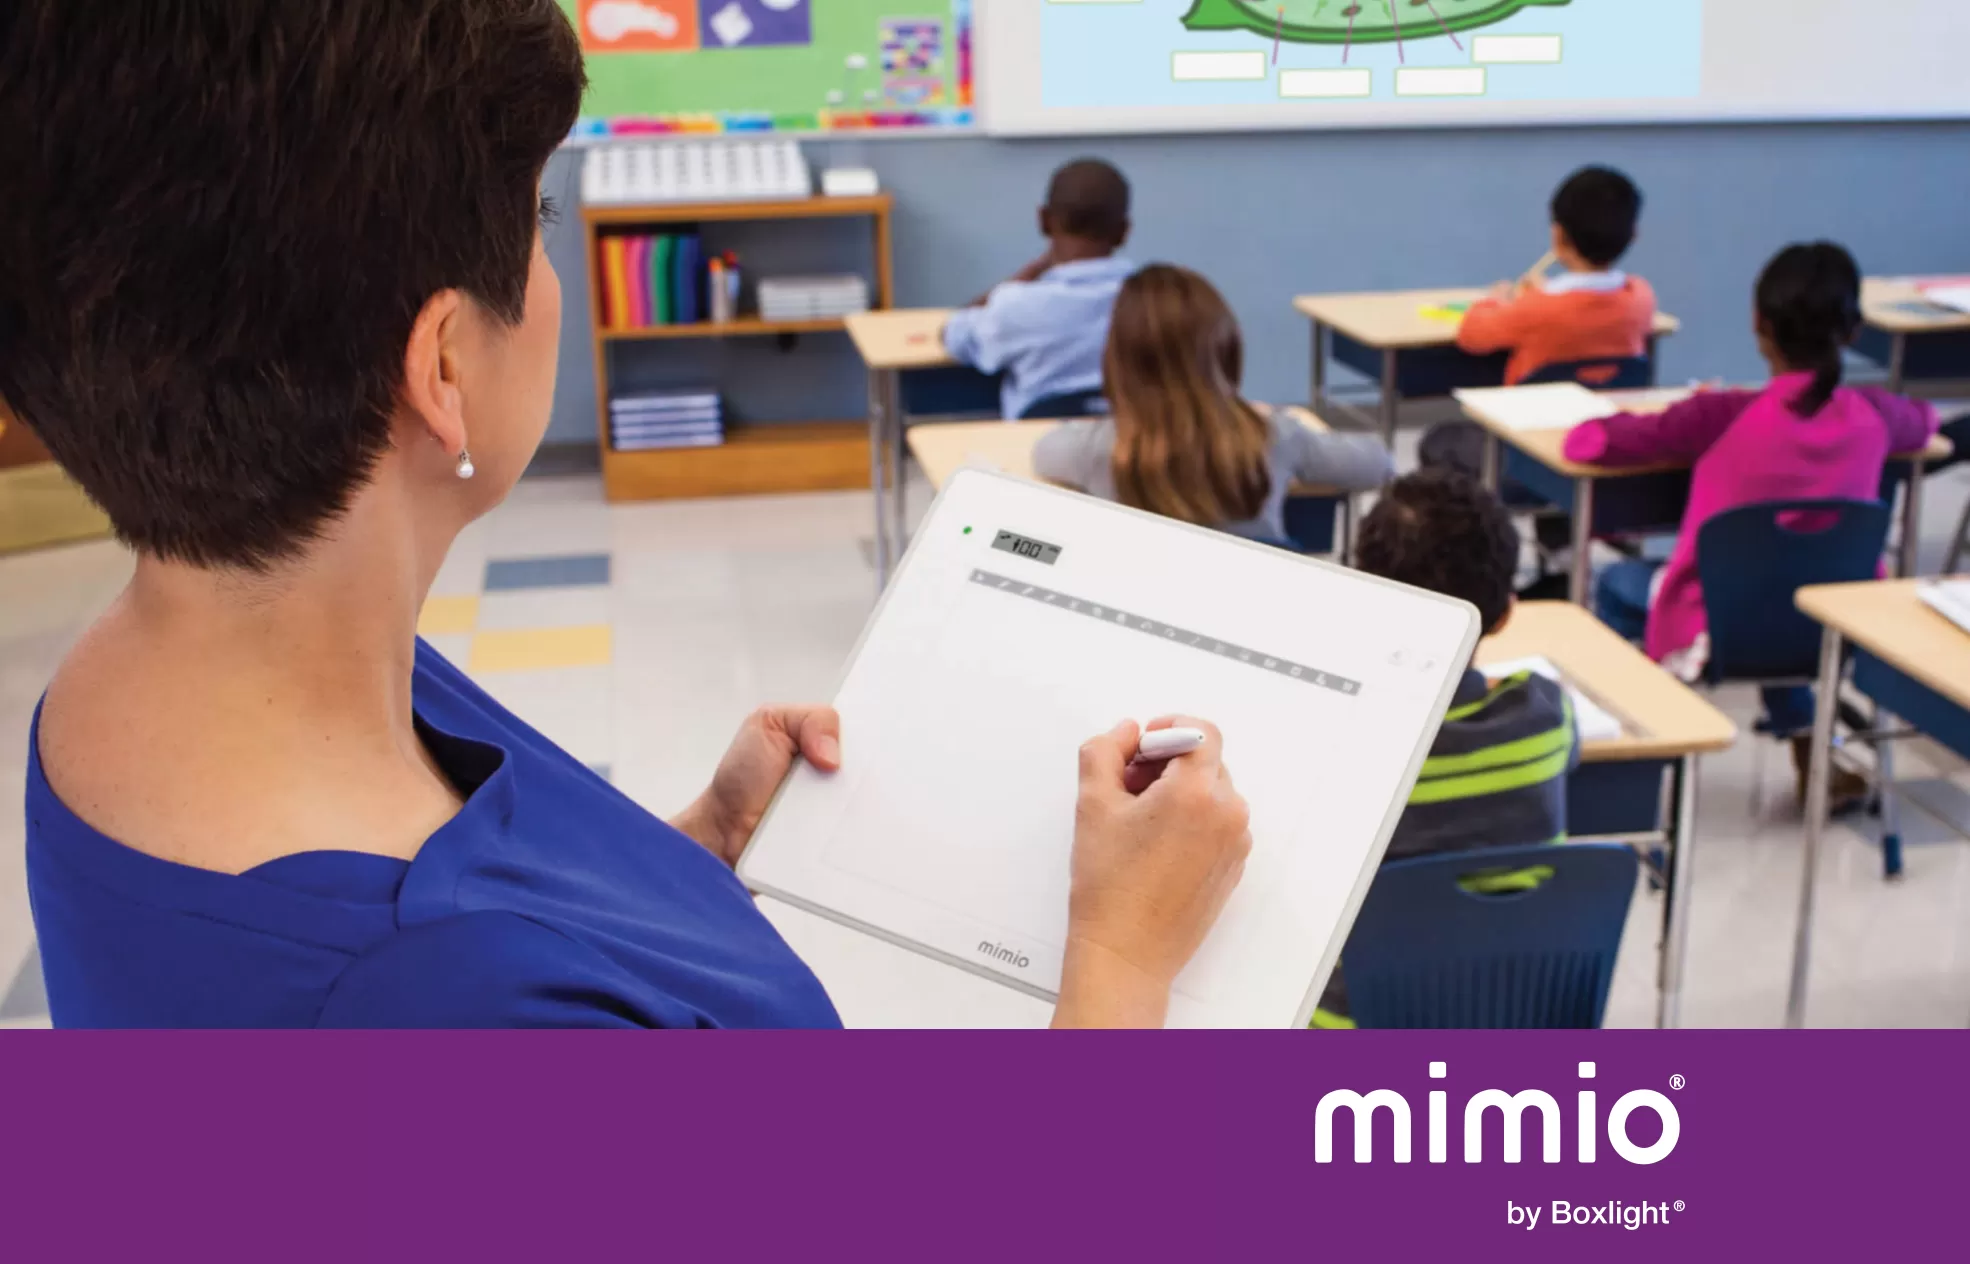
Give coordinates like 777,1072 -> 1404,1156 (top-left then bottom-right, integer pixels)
1316,668 -> 1580,1024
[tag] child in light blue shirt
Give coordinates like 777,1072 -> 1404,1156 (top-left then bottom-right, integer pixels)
942,158 -> 1136,420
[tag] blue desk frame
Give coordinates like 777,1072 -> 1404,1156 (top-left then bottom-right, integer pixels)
1313,322 -> 1667,449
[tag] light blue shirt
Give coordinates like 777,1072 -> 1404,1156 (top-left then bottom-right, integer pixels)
942,256 -> 1137,420
1541,269 -> 1629,295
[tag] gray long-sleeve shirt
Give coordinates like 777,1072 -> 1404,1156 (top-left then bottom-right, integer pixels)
1030,406 -> 1392,541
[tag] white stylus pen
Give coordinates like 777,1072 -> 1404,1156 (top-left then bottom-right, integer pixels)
1131,727 -> 1208,765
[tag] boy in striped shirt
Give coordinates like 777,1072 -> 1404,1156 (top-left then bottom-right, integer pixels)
1314,469 -> 1581,1028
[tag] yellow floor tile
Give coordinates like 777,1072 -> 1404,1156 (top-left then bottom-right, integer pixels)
0,463 -> 113,555
417,595 -> 480,636
469,624 -> 613,674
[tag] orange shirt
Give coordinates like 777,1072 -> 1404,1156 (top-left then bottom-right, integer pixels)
1456,276 -> 1658,385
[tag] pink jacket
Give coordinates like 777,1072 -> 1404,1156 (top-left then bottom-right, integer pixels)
1563,374 -> 1939,662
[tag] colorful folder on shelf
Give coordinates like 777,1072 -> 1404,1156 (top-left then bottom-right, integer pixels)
600,236 -> 630,331
647,237 -> 668,328
654,235 -> 677,326
624,237 -> 651,330
674,235 -> 703,326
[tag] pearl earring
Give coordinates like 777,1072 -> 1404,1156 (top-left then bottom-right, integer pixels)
456,450 -> 476,481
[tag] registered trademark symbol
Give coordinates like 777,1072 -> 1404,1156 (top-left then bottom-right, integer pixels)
1674,1201 -> 1686,1213
1669,1074 -> 1686,1090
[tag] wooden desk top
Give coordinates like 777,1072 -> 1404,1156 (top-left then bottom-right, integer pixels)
844,308 -> 958,370
1796,580 -> 1970,712
905,407 -> 1339,493
1477,601 -> 1738,761
1460,387 -> 1954,480
1861,277 -> 1970,335
1294,287 -> 1682,350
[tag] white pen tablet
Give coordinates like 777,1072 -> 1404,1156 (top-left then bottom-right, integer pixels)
738,470 -> 1481,1028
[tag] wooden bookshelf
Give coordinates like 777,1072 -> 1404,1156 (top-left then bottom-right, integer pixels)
583,194 -> 893,501
598,316 -> 847,343
601,422 -> 869,502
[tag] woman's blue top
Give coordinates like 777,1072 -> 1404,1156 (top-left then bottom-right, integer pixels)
24,641 -> 842,1029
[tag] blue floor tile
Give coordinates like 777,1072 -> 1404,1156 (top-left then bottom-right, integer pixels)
484,553 -> 612,593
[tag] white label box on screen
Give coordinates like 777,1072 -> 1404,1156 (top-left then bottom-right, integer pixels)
737,471 -> 1481,1028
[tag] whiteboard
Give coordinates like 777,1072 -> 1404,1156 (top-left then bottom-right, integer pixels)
981,1 -> 1970,136
737,470 -> 1481,1029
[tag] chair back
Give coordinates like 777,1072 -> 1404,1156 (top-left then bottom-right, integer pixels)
1696,498 -> 1890,683
1520,356 -> 1655,390
1341,843 -> 1637,1029
1020,388 -> 1109,420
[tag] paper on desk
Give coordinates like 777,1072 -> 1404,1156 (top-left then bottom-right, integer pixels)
1454,382 -> 1619,433
1917,285 -> 1970,315
1418,301 -> 1472,324
1919,579 -> 1970,637
1483,655 -> 1625,743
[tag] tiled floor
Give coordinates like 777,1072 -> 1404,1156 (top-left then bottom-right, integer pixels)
3,456 -> 1969,1029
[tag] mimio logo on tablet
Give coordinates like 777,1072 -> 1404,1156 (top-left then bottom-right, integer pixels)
977,941 -> 1031,970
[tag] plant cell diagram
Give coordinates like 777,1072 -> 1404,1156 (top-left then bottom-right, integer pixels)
1182,0 -> 1573,49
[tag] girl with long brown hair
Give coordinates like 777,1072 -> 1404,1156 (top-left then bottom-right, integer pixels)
1034,265 -> 1390,540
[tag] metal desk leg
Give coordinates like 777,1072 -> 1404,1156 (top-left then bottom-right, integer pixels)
1786,627 -> 1846,1028
1898,454 -> 1926,578
1656,754 -> 1701,1029
887,372 -> 909,559
1876,709 -> 1905,879
1887,332 -> 1908,396
867,368 -> 894,589
1569,477 -> 1597,606
1480,433 -> 1501,492
1379,349 -> 1399,448
1311,321 -> 1328,414
1335,495 -> 1355,565
1948,495 -> 1970,575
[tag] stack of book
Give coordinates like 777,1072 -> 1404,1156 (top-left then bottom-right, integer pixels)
610,390 -> 724,452
757,274 -> 871,322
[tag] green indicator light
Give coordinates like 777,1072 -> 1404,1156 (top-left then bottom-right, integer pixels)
963,526 -> 973,535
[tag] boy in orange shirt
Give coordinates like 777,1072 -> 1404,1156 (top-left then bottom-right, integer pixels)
1458,167 -> 1656,384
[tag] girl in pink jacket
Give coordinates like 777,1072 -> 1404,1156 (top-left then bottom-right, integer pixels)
1568,242 -> 1938,805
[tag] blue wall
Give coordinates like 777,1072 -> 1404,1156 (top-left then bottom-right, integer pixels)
543,121 -> 1970,445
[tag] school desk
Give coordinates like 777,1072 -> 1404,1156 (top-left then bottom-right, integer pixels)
1478,600 -> 1737,1029
1460,387 -> 1956,603
904,413 -> 1358,557
1293,288 -> 1683,447
1788,580 -> 1970,1028
1856,277 -> 1970,395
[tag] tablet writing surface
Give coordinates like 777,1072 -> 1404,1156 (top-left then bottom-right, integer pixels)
741,471 -> 1479,1028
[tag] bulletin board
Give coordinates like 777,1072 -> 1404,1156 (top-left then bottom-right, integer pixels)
562,0 -> 975,138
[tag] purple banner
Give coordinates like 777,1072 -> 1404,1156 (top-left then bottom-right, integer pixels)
700,0 -> 810,49
2,1031 -> 1964,1258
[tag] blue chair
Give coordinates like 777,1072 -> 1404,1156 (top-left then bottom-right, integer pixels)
1341,843 -> 1639,1029
1020,388 -> 1108,420
1695,498 -> 1900,871
1520,356 -> 1656,391
1697,499 -> 1890,685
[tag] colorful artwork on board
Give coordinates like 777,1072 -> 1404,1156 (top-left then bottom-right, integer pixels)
562,0 -> 974,137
